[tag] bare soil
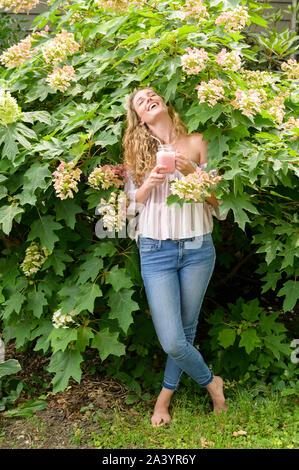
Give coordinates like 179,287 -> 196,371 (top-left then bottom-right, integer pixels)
0,341 -> 141,449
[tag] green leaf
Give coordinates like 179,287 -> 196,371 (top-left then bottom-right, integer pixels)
92,242 -> 117,258
217,328 -> 236,348
91,328 -> 126,361
240,299 -> 263,322
0,359 -> 21,378
264,334 -> 291,360
3,399 -> 47,418
47,327 -> 78,354
108,288 -> 139,334
3,320 -> 34,348
75,326 -> 94,352
220,194 -> 259,230
27,290 -> 48,318
2,125 -> 18,160
0,204 -> 24,235
42,249 -> 73,276
31,320 -> 53,353
17,163 -> 51,206
47,349 -> 83,393
259,311 -> 287,336
72,282 -> 102,314
105,266 -> 133,292
277,280 -> 298,312
27,215 -> 63,251
54,198 -> 83,229
239,328 -> 261,354
76,257 -> 104,285
1,291 -> 25,320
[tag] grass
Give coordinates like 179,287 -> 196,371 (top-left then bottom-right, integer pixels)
0,382 -> 297,449
83,384 -> 298,449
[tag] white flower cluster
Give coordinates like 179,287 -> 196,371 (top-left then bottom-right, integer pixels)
21,241 -> 51,277
0,88 -> 20,126
52,308 -> 77,329
240,68 -> 274,87
98,190 -> 128,232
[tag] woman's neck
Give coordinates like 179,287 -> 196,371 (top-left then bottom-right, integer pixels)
146,114 -> 177,145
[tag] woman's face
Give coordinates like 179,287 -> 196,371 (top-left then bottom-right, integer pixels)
132,88 -> 167,125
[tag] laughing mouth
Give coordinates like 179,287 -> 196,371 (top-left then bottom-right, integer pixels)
148,102 -> 159,111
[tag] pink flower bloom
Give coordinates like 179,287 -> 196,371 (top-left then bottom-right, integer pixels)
94,0 -> 146,12
0,35 -> 38,68
179,0 -> 209,21
263,96 -> 285,124
215,6 -> 249,32
216,48 -> 242,71
181,47 -> 209,74
0,0 -> 39,13
231,88 -> 266,118
88,164 -> 127,190
169,168 -> 222,203
52,160 -> 82,200
281,59 -> 299,79
42,30 -> 80,65
46,65 -> 77,92
195,79 -> 225,107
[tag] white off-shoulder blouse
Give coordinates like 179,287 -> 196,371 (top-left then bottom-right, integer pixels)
124,161 -> 228,244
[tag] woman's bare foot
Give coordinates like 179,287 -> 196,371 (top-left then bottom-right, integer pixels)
151,387 -> 174,426
206,376 -> 228,413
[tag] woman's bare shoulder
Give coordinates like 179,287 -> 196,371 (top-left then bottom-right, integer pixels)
187,133 -> 209,164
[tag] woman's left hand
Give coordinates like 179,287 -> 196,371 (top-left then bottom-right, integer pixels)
175,153 -> 195,176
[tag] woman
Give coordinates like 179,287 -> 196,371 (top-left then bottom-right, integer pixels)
122,87 -> 228,426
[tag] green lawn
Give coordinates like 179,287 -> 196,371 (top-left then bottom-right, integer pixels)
85,385 -> 298,449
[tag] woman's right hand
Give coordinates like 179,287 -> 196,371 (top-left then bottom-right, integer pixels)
145,165 -> 167,189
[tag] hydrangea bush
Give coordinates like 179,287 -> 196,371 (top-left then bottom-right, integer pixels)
0,0 -> 298,393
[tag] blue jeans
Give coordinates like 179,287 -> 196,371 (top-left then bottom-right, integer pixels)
138,233 -> 216,391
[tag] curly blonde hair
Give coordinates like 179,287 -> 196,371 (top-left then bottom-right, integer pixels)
122,87 -> 188,186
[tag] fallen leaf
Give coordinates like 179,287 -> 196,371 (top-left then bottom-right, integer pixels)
233,430 -> 247,437
200,437 -> 214,447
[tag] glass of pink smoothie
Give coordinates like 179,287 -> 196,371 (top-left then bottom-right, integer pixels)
156,144 -> 175,174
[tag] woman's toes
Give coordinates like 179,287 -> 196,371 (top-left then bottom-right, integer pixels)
151,412 -> 171,426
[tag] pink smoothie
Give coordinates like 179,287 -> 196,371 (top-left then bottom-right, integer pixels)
156,151 -> 175,174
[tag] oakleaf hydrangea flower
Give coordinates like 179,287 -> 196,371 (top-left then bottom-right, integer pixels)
21,241 -> 51,277
94,0 -> 146,11
195,79 -> 225,107
53,160 -> 82,200
216,48 -> 242,72
52,308 -> 78,329
88,164 -> 127,190
239,68 -> 274,87
0,0 -> 39,13
0,88 -> 21,126
215,5 -> 250,32
281,59 -> 299,80
0,35 -> 38,68
181,47 -> 209,75
168,168 -> 222,203
42,30 -> 80,65
231,88 -> 267,118
98,190 -> 128,232
46,65 -> 77,92
280,116 -> 299,140
179,0 -> 209,21
263,96 -> 285,124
